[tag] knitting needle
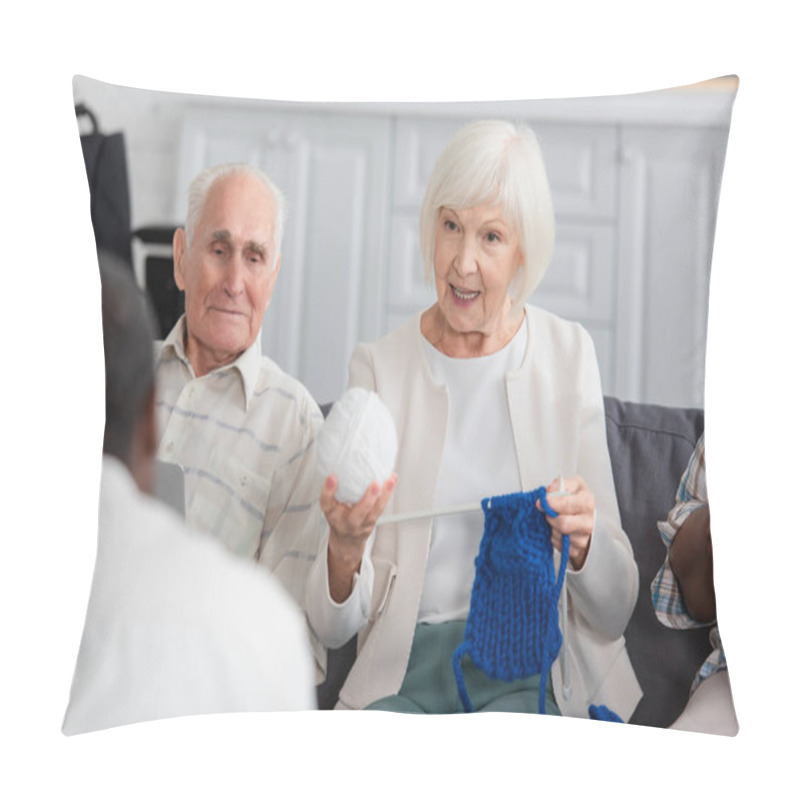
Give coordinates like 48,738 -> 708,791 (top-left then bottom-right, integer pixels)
375,485 -> 572,527
376,502 -> 482,526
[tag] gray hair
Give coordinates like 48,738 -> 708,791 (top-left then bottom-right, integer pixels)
99,252 -> 158,467
419,120 -> 555,309
184,163 -> 286,271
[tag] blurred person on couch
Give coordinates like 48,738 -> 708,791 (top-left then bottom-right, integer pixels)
651,433 -> 738,735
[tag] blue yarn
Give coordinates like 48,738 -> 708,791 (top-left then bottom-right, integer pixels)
452,487 -> 569,714
589,704 -> 624,723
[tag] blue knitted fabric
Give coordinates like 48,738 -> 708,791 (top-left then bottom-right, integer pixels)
452,487 -> 568,714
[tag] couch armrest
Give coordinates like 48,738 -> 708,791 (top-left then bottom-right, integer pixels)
604,396 -> 710,728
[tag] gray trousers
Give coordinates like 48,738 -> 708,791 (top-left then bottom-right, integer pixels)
366,620 -> 561,715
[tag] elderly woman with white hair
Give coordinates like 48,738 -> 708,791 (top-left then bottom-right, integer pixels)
306,120 -> 642,718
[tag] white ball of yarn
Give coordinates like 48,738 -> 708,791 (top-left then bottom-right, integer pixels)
317,387 -> 398,504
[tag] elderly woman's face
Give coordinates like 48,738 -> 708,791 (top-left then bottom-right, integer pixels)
433,203 -> 522,340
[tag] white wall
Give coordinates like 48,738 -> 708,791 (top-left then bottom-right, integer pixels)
73,75 -> 737,407
74,77 -> 193,227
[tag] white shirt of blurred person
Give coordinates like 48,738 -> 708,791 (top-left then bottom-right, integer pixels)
153,165 -> 327,672
62,256 -> 315,736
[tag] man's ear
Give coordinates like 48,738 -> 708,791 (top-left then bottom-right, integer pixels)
263,254 -> 281,313
173,228 -> 187,291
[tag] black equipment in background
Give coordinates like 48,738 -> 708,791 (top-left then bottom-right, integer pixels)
76,103 -> 134,269
131,226 -> 184,338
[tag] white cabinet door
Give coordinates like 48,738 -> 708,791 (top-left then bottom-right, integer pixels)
176,107 -> 391,403
172,104 -> 728,409
616,125 -> 729,407
392,117 -> 617,218
387,117 -> 619,389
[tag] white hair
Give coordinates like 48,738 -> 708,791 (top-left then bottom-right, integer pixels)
419,120 -> 555,308
184,163 -> 286,270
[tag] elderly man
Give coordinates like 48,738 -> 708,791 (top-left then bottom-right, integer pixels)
63,254 -> 315,735
154,163 -> 327,669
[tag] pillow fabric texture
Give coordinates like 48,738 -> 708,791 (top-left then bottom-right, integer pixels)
70,75 -> 737,733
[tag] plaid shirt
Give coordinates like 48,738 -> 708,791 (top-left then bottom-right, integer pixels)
154,318 -> 327,667
650,433 -> 726,692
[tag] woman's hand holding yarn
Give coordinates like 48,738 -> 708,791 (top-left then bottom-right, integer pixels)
321,473 -> 397,603
538,475 -> 595,570
316,387 -> 399,602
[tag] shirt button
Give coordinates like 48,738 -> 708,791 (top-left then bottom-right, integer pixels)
165,441 -> 175,454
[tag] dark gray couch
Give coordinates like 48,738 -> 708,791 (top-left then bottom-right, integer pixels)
317,396 -> 708,729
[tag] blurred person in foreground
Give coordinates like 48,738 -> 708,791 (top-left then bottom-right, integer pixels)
62,254 -> 315,735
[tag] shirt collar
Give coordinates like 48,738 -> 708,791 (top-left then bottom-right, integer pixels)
156,314 -> 262,411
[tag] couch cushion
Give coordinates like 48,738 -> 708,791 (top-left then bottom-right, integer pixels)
603,396 -> 709,728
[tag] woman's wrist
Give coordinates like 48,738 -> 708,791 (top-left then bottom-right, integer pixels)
327,531 -> 367,603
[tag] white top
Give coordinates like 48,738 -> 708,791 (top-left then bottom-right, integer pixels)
417,323 -> 527,623
62,456 -> 316,735
304,320 -> 528,645
307,306 -> 642,719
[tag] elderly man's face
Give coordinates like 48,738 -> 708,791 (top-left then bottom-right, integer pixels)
173,172 -> 280,376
